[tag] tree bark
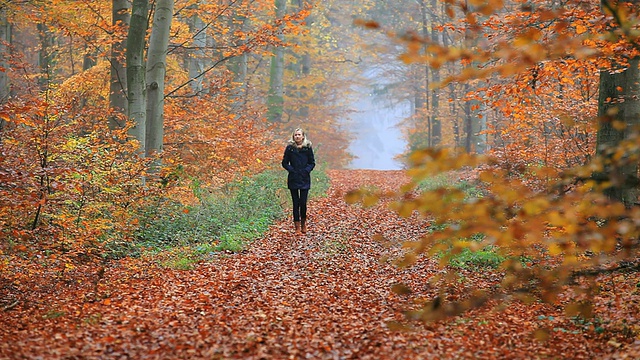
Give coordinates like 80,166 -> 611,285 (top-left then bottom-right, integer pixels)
109,0 -> 130,130
595,58 -> 640,206
145,0 -> 174,158
187,5 -> 207,95
267,0 -> 286,123
37,22 -> 55,90
229,7 -> 248,104
429,0 -> 441,147
293,0 -> 311,119
0,5 -> 9,132
126,0 -> 149,150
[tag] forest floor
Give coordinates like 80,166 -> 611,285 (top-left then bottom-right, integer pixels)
1,169 -> 639,359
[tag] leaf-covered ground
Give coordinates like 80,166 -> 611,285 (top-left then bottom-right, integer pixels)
1,170 -> 639,359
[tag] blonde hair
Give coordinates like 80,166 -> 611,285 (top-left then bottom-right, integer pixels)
289,127 -> 312,147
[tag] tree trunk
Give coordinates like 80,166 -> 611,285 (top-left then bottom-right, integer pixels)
145,0 -> 174,159
595,58 -> 640,206
418,0 -> 431,146
109,0 -> 130,130
37,22 -> 55,90
187,6 -> 206,95
463,19 -> 483,153
267,0 -> 286,123
126,0 -> 149,150
429,0 -> 441,147
0,5 -> 10,133
82,38 -> 97,71
229,9 -> 248,104
293,0 -> 311,119
464,82 -> 472,153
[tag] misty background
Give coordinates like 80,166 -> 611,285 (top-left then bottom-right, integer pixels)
347,69 -> 410,170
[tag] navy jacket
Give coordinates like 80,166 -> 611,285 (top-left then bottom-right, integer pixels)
281,143 -> 315,190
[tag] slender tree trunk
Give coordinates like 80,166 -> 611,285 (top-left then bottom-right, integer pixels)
0,5 -> 10,133
429,0 -> 441,147
82,37 -> 97,71
418,0 -> 430,146
37,22 -> 55,90
293,0 -> 311,119
126,0 -> 149,150
267,0 -> 286,123
187,6 -> 206,95
109,0 -> 130,129
463,12 -> 483,153
464,82 -> 472,153
145,0 -> 174,159
229,8 -> 248,104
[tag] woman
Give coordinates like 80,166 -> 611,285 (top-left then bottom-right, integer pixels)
281,128 -> 315,235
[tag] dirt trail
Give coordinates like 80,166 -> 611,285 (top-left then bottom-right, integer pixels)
0,170 -> 628,359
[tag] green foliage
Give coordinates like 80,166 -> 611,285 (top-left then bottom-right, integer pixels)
134,166 -> 330,261
42,310 -> 66,319
310,163 -> 331,198
447,247 -> 505,269
418,174 -> 484,200
137,169 -> 288,249
417,173 -> 451,192
160,251 -> 199,271
432,226 -> 504,269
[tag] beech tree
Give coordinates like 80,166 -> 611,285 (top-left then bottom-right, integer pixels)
126,0 -> 148,148
186,3 -> 207,95
267,0 -> 286,123
0,4 -> 9,132
145,0 -> 174,158
595,57 -> 640,206
109,0 -> 130,130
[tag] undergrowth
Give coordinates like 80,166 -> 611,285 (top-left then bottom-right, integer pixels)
419,174 -> 505,269
119,166 -> 330,268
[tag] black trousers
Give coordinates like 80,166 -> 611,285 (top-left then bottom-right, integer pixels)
289,189 -> 309,222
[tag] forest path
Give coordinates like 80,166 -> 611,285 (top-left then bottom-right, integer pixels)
0,170 -> 625,359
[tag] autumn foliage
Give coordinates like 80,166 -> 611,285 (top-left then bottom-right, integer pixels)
0,0 -> 351,256
2,0 -> 640,358
341,0 -> 640,340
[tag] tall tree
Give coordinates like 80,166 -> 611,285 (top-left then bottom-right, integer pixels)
37,22 -> 55,90
145,0 -> 174,158
109,0 -> 130,130
126,0 -> 149,150
595,57 -> 640,206
229,4 -> 249,104
187,2 -> 207,95
0,4 -> 10,132
267,0 -> 286,123
427,0 -> 441,147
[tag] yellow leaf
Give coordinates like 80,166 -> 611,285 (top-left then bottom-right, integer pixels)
612,120 -> 626,131
565,301 -> 593,318
391,283 -> 413,295
548,243 -> 563,255
362,193 -> 379,208
522,198 -> 549,215
344,190 -> 361,204
533,328 -> 550,342
575,24 -> 587,34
